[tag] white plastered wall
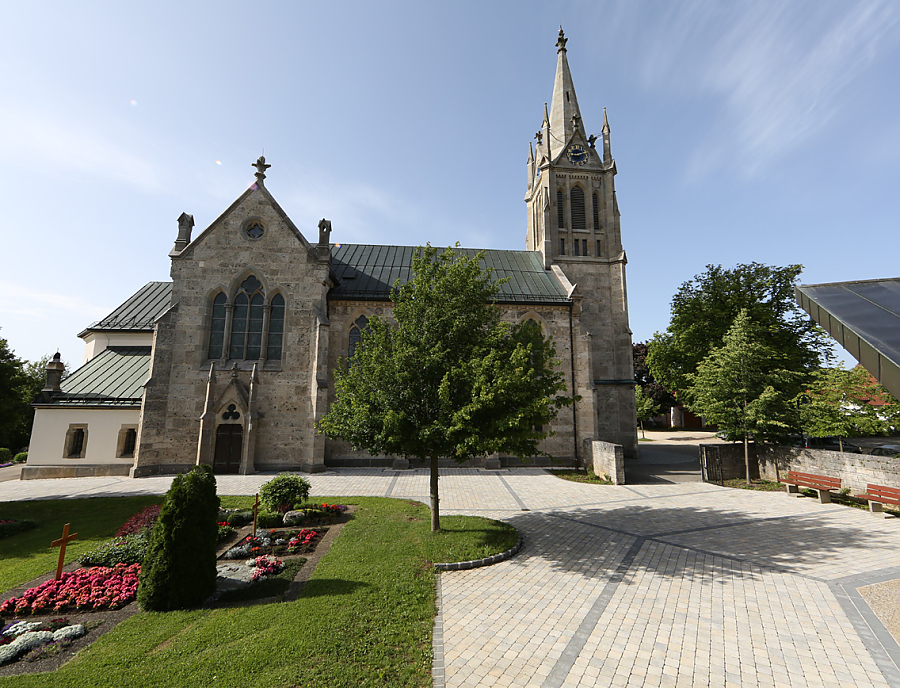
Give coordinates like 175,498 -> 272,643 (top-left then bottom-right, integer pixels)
81,332 -> 154,363
28,407 -> 140,466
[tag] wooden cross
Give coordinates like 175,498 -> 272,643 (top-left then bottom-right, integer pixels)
252,493 -> 260,534
51,523 -> 78,581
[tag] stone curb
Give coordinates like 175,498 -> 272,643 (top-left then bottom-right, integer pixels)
433,536 -> 523,572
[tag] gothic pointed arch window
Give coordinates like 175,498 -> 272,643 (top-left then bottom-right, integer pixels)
348,315 -> 369,359
571,186 -> 586,230
208,292 -> 227,359
207,274 -> 286,362
267,293 -> 285,360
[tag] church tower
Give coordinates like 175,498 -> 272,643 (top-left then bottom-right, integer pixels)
527,28 -> 637,457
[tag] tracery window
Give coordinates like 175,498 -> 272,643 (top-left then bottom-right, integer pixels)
348,315 -> 369,359
207,275 -> 286,361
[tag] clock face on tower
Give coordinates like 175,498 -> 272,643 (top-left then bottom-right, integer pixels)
566,144 -> 588,166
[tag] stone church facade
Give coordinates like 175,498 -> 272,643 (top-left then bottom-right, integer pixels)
24,30 -> 637,479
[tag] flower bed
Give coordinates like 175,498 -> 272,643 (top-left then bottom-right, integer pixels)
222,528 -> 324,560
0,564 -> 140,615
0,617 -> 92,665
248,555 -> 284,582
0,519 -> 37,540
115,505 -> 161,536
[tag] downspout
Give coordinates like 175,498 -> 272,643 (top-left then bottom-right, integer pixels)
569,305 -> 578,465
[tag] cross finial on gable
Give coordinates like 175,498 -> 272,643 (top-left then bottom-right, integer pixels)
253,156 -> 271,181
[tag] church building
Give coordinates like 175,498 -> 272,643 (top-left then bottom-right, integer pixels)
24,30 -> 637,479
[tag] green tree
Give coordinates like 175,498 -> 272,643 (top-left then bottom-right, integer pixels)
799,365 -> 900,447
317,245 -> 573,531
633,342 -> 676,416
634,387 -> 660,439
0,330 -> 33,452
688,310 -> 800,483
647,263 -> 832,407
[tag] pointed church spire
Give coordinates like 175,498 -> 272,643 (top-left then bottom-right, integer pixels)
549,27 -> 584,149
602,107 -> 612,164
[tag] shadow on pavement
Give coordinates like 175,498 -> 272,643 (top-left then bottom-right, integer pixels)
501,504 -> 895,582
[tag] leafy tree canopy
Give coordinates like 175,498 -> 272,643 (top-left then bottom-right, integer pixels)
633,342 -> 676,413
798,365 -> 900,444
647,263 -> 832,406
317,245 -> 574,531
687,310 -> 801,481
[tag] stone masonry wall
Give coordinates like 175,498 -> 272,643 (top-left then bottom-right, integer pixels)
700,443 -> 900,492
588,439 -> 625,484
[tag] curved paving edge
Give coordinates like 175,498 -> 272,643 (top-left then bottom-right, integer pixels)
433,536 -> 524,571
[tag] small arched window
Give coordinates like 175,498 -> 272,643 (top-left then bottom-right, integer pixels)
557,190 -> 565,228
348,315 -> 369,359
208,293 -> 227,359
571,186 -> 586,230
267,294 -> 285,360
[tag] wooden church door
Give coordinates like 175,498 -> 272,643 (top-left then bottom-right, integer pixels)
214,424 -> 243,474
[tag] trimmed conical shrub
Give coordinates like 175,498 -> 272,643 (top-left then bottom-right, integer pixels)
137,465 -> 219,611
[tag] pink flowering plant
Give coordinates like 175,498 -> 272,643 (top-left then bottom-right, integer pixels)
0,563 -> 140,614
248,555 -> 284,582
286,529 -> 319,553
116,505 -> 161,536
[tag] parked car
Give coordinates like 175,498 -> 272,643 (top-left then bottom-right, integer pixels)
794,436 -> 862,453
869,444 -> 900,457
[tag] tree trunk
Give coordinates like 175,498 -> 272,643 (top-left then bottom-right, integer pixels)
430,454 -> 440,532
640,421 -> 645,439
744,433 -> 751,485
839,437 -> 844,452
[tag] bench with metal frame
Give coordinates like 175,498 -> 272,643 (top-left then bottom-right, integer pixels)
782,470 -> 841,504
855,484 -> 900,517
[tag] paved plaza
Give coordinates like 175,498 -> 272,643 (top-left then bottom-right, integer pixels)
2,466 -> 900,687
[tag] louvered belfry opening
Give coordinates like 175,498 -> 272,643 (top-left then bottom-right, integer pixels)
592,192 -> 600,230
557,190 -> 565,228
571,186 -> 586,230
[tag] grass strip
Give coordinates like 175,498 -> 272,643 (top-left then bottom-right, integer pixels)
547,468 -> 613,485
0,495 -> 516,688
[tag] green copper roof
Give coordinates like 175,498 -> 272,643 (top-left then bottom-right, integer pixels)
330,245 -> 569,304
80,282 -> 172,335
45,346 -> 151,407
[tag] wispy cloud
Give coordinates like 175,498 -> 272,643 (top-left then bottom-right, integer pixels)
0,281 -> 109,324
0,103 -> 164,192
634,0 -> 900,179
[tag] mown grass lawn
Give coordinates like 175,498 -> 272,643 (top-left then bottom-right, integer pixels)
0,495 -> 516,688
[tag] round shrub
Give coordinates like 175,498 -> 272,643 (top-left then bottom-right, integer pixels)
256,511 -> 283,528
259,473 -> 311,514
79,531 -> 149,566
0,449 -> 12,464
137,465 -> 219,611
225,510 -> 253,527
13,452 -> 27,463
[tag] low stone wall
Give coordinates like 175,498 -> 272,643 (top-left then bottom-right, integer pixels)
758,445 -> 900,493
699,443 -> 900,492
21,464 -> 133,480
588,440 -> 625,485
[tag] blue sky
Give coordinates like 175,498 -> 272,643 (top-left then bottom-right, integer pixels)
2,0 -> 898,369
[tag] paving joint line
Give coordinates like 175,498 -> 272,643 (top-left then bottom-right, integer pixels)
541,537 -> 644,688
385,473 -> 400,498
432,574 -> 445,688
496,474 -> 530,511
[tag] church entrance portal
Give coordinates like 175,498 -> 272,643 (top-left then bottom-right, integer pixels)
214,424 -> 243,474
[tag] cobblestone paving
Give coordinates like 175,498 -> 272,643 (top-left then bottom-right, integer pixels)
2,468 -> 899,687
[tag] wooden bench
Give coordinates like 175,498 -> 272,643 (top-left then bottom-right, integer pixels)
856,484 -> 900,517
782,471 -> 841,503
